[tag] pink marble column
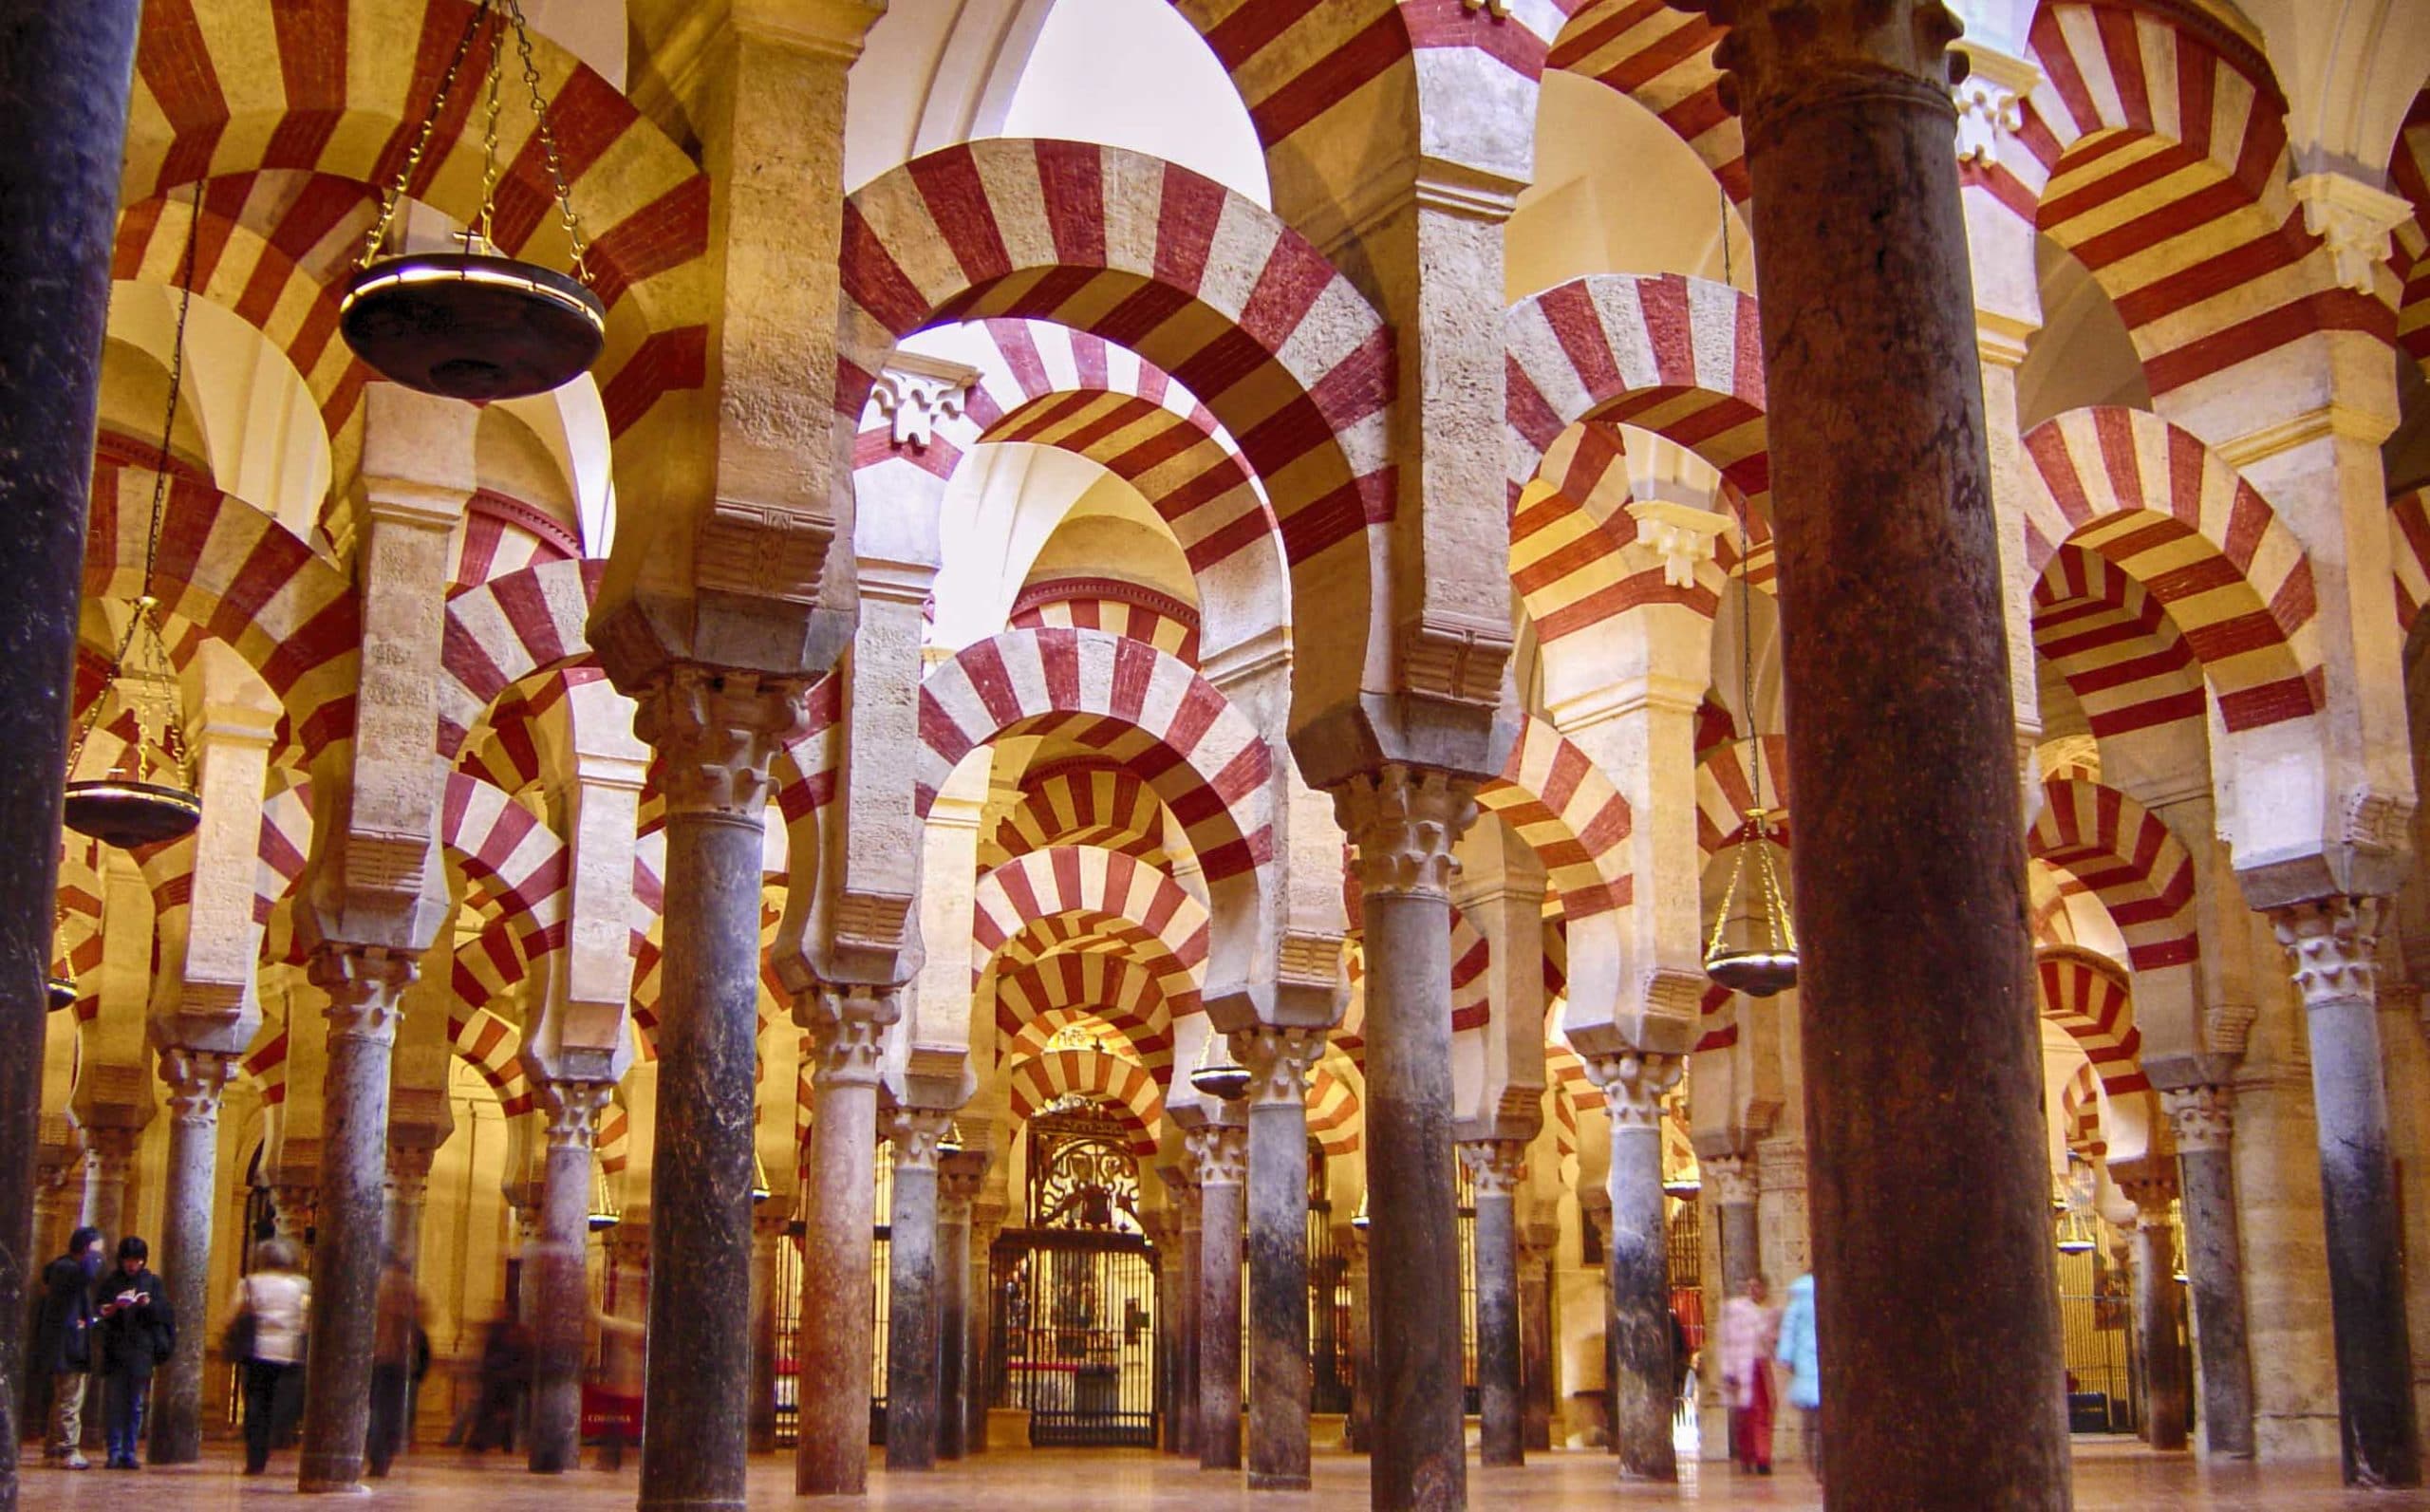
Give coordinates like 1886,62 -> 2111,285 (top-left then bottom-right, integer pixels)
1460,1139 -> 1528,1467
1190,1122 -> 1247,1472
749,1209 -> 785,1455
1163,1168 -> 1203,1458
1585,1051 -> 1679,1482
1239,1027 -> 1324,1490
149,1049 -> 235,1464
794,984 -> 894,1495
529,1081 -> 610,1474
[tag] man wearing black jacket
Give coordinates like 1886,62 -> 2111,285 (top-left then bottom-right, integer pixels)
95,1235 -> 173,1469
31,1226 -> 103,1470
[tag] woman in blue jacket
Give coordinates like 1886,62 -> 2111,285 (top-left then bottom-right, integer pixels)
1775,1272 -> 1820,1480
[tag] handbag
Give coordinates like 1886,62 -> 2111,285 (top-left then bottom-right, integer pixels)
221,1278 -> 258,1364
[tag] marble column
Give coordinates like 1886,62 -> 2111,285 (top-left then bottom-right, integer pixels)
1460,1140 -> 1528,1467
0,8 -> 144,1503
1706,1156 -> 1759,1297
794,983 -> 893,1495
967,1207 -> 1002,1456
2118,1167 -> 2189,1452
29,1152 -> 77,1272
1239,1027 -> 1324,1490
1343,1228 -> 1373,1455
271,1182 -> 316,1248
297,947 -> 414,1492
1517,1227 -> 1556,1454
530,1080 -> 609,1474
1682,1 -> 2071,1501
383,1145 -> 435,1272
148,1049 -> 235,1464
2161,1083 -> 2254,1458
937,1149 -> 985,1462
1333,766 -> 1478,1509
78,1126 -> 138,1252
2271,898 -> 2422,1485
1168,1172 -> 1204,1458
884,1107 -> 952,1470
748,1209 -> 786,1455
632,668 -> 804,1512
1586,1052 -> 1680,1481
1148,1208 -> 1184,1454
1191,1122 -> 1247,1471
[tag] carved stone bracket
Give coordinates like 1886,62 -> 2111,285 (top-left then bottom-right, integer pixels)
538,1079 -> 615,1152
1395,609 -> 1513,709
1624,499 -> 1729,588
632,663 -> 809,822
1456,1138 -> 1530,1200
158,1047 -> 237,1125
1703,1153 -> 1758,1207
1950,41 -> 2036,169
1233,1025 -> 1326,1108
2271,896 -> 2383,1008
1184,1124 -> 1247,1188
886,1106 -> 957,1173
308,944 -> 416,1045
84,1124 -> 140,1179
938,1148 -> 987,1212
2291,172 -> 2412,296
1336,764 -> 1479,901
2159,1084 -> 2234,1155
802,980 -> 900,1089
1584,1050 -> 1683,1129
869,364 -> 970,451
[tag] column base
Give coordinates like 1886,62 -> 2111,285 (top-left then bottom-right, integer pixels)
296,1476 -> 369,1495
1248,1471 -> 1313,1491
638,1500 -> 751,1512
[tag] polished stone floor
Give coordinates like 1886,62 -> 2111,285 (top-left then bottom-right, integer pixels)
23,1440 -> 2430,1508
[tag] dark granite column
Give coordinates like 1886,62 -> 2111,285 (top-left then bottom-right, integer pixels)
884,1107 -> 952,1470
79,1126 -> 138,1247
1167,1172 -> 1203,1458
297,948 -> 415,1491
2271,898 -> 2422,1485
1460,1139 -> 1528,1467
1518,1226 -> 1556,1453
2159,1083 -> 2253,1457
530,1081 -> 609,1473
1681,2 -> 2073,1501
1586,1052 -> 1679,1481
149,1049 -> 235,1464
937,1150 -> 984,1461
0,8 -> 142,1502
968,1206 -> 1002,1456
1192,1122 -> 1247,1471
2117,1167 -> 2188,1453
1240,1027 -> 1324,1489
1344,1226 -> 1373,1454
749,1208 -> 785,1455
631,668 -> 805,1512
1706,1155 -> 1759,1297
1149,1206 -> 1183,1454
1333,766 -> 1479,1510
794,981 -> 893,1494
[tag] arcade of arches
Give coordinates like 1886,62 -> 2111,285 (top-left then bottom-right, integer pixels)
9,1 -> 2430,1509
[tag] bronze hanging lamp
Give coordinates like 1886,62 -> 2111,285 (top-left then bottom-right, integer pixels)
1188,1026 -> 1250,1104
588,1149 -> 622,1231
339,0 -> 606,401
64,186 -> 206,852
46,897 -> 77,1013
1703,519 -> 1798,997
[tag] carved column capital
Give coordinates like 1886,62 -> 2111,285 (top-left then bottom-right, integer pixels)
1184,1123 -> 1247,1188
1703,1153 -> 1758,1207
1158,1162 -> 1202,1218
2117,1167 -> 2179,1227
1682,0 -> 1965,150
385,1145 -> 436,1208
1334,764 -> 1478,901
1233,1024 -> 1326,1108
538,1079 -> 615,1152
84,1123 -> 141,1174
271,1184 -> 316,1240
885,1106 -> 956,1173
802,980 -> 900,1088
2159,1084 -> 2234,1155
308,944 -> 416,1044
2271,896 -> 2384,1008
1583,1050 -> 1683,1129
1457,1138 -> 1530,1199
938,1148 -> 987,1212
632,663 -> 809,823
158,1046 -> 238,1124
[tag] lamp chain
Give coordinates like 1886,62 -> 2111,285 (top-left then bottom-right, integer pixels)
508,0 -> 593,283
357,0 -> 495,270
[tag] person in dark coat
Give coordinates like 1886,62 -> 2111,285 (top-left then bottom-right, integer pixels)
94,1235 -> 173,1469
31,1226 -> 103,1469
466,1310 -> 533,1453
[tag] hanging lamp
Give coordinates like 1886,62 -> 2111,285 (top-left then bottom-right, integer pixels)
1188,1027 -> 1251,1104
1350,1191 -> 1370,1232
64,185 -> 207,852
339,0 -> 605,401
1702,517 -> 1798,998
46,973 -> 77,1014
750,1148 -> 773,1205
588,1150 -> 622,1231
2053,1202 -> 2099,1255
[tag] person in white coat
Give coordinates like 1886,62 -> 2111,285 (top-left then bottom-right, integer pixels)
1715,1274 -> 1779,1473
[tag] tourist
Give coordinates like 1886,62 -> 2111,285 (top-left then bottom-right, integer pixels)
466,1309 -> 534,1452
94,1235 -> 173,1469
366,1250 -> 424,1477
1775,1270 -> 1821,1479
231,1237 -> 310,1476
32,1226 -> 103,1470
1717,1274 -> 1779,1474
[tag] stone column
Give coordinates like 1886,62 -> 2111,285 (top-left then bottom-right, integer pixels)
1334,766 -> 1478,1509
748,1208 -> 786,1455
1518,1226 -> 1557,1453
2119,1165 -> 2189,1452
1190,1121 -> 1247,1471
884,1107 -> 952,1470
383,1145 -> 435,1273
1459,1140 -> 1527,1467
271,1181 -> 316,1248
296,947 -> 413,1491
78,1125 -> 139,1251
1586,1051 -> 1680,1481
632,669 -> 804,1512
1344,1226 -> 1374,1455
937,1149 -> 985,1461
967,1204 -> 1003,1456
0,9 -> 144,1504
529,1080 -> 609,1474
1684,2 -> 2072,1501
1169,1172 -> 1204,1458
1706,1156 -> 1759,1297
2271,898 -> 2422,1484
794,983 -> 893,1495
2161,1083 -> 2254,1457
148,1048 -> 235,1464
1239,1026 -> 1324,1490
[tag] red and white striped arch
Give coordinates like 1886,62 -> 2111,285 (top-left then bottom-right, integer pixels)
2058,1059 -> 2106,1159
2033,542 -> 2206,742
973,847 -> 1209,1015
240,1026 -> 289,1107
439,558 -> 607,760
2027,777 -> 2197,977
2036,947 -> 2147,1097
1010,578 -> 1202,665
1006,1047 -> 1163,1156
439,771 -> 569,963
983,761 -> 1173,873
1695,735 -> 1792,856
1544,2 -> 1743,201
2389,486 -> 2430,633
1991,4 -> 2364,397
919,627 -> 1272,882
448,1001 -> 534,1118
1508,421 -> 1732,651
597,1099 -> 629,1177
449,490 -> 578,594
1304,1061 -> 1360,1158
840,140 -> 1389,714
2022,407 -> 2319,732
1479,716 -> 1634,922
996,953 -> 1179,1081
2392,89 -> 2430,377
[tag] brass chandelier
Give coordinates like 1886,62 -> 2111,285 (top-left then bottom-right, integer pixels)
339,0 -> 605,401
1703,522 -> 1798,998
1189,1027 -> 1250,1104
